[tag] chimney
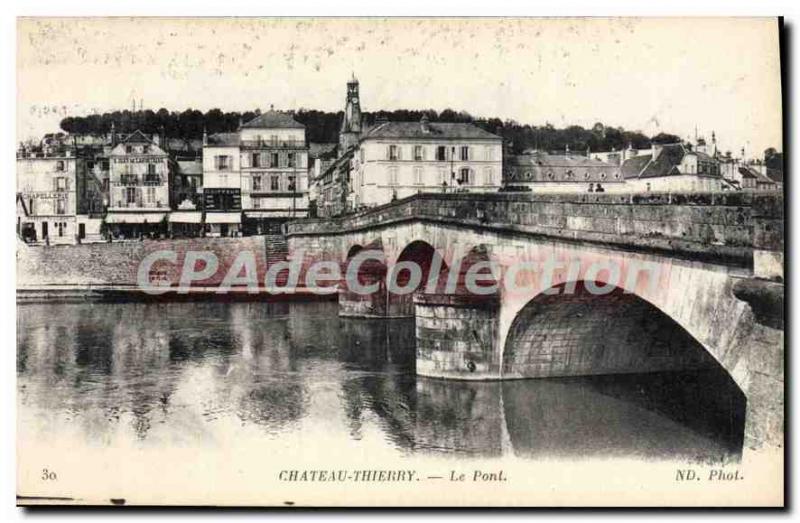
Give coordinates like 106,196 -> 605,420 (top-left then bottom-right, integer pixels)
202,127 -> 208,147
652,142 -> 663,160
110,122 -> 117,147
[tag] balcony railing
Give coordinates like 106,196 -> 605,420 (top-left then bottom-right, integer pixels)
240,139 -> 306,150
113,200 -> 167,209
115,175 -> 164,186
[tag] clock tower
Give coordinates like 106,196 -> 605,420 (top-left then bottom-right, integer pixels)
339,74 -> 362,153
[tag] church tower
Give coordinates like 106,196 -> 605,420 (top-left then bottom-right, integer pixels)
339,74 -> 362,153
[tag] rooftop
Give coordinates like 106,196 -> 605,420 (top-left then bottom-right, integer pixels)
241,110 -> 305,130
362,121 -> 501,141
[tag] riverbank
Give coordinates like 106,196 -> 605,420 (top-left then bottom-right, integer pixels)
16,284 -> 337,304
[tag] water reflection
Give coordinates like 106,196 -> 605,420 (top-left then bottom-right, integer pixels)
17,302 -> 743,462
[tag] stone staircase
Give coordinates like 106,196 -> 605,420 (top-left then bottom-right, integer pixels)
265,233 -> 290,287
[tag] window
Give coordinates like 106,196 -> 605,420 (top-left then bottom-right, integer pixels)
125,187 -> 137,204
287,175 -> 296,192
484,167 -> 494,186
270,135 -> 278,146
459,167 -> 471,185
146,186 -> 156,203
414,167 -> 423,185
270,175 -> 280,191
460,146 -> 470,161
287,152 -> 296,168
252,197 -> 260,209
126,146 -> 133,154
436,146 -> 447,161
252,153 -> 261,168
252,175 -> 262,191
56,160 -> 65,172
55,177 -> 67,191
484,147 -> 494,161
55,199 -> 66,215
215,155 -> 231,170
388,167 -> 398,186
389,145 -> 399,161
414,146 -> 424,161
270,153 -> 279,168
145,164 -> 159,184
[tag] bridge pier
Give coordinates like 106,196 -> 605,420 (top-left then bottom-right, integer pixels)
415,294 -> 501,379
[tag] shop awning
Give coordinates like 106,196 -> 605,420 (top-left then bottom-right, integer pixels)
245,210 -> 303,218
205,212 -> 241,224
169,211 -> 203,224
106,212 -> 167,224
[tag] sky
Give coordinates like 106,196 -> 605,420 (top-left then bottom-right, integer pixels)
17,17 -> 783,156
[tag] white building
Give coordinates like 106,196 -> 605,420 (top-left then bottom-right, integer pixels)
239,110 -> 309,234
350,117 -> 503,209
105,130 -> 171,239
621,142 -> 727,192
202,132 -> 242,236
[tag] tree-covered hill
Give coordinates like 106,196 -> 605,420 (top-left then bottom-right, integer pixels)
60,108 -> 682,154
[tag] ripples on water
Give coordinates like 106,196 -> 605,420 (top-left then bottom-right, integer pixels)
17,301 -> 745,463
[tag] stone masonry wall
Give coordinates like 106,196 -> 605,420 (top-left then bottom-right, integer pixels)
17,236 -> 269,288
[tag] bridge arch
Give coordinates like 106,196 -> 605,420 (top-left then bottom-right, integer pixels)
502,281 -> 714,378
389,240 -> 449,317
339,239 -> 388,317
501,280 -> 726,378
501,280 -> 747,453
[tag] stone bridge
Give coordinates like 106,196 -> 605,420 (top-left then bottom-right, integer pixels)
286,191 -> 784,450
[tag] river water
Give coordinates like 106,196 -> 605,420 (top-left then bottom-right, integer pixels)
18,301 -> 745,465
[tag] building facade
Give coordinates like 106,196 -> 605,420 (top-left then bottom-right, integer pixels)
16,146 -> 86,244
621,143 -> 727,192
105,130 -> 171,238
238,110 -> 309,234
350,118 -> 503,210
202,132 -> 242,237
169,158 -> 204,236
504,150 -> 625,193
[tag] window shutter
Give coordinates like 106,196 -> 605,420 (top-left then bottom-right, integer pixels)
397,146 -> 402,161
386,146 -> 390,160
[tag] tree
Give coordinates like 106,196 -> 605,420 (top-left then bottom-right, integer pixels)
650,132 -> 683,144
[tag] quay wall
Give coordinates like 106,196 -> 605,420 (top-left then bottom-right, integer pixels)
17,236 -> 270,288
